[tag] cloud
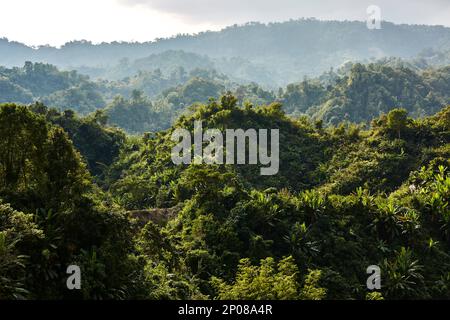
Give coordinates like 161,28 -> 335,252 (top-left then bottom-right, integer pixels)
117,0 -> 450,26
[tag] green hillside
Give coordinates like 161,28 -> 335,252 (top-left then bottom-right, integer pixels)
1,95 -> 449,299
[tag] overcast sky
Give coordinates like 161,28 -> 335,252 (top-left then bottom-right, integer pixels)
1,0 -> 449,47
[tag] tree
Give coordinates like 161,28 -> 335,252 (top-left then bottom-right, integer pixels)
45,127 -> 90,209
211,256 -> 325,300
0,202 -> 43,299
131,89 -> 144,103
386,108 -> 409,139
0,104 -> 48,190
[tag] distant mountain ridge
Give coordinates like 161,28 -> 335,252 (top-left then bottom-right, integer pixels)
2,19 -> 450,85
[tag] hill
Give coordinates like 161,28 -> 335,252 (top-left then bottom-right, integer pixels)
0,62 -> 105,114
2,20 -> 450,85
1,94 -> 450,299
282,63 -> 450,124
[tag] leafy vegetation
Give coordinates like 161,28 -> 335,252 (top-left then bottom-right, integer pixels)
282,63 -> 450,124
0,62 -> 105,114
1,88 -> 448,299
1,19 -> 450,300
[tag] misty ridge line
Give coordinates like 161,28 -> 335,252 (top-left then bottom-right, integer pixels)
2,17 -> 450,87
2,18 -> 450,49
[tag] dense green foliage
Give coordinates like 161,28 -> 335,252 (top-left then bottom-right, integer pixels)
0,62 -> 106,114
2,58 -> 450,136
282,64 -> 450,124
2,87 -> 448,300
1,20 -> 450,300
105,91 -> 166,134
0,104 -> 140,299
26,103 -> 126,178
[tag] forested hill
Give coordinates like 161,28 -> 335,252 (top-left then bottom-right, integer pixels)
1,97 -> 449,300
2,19 -> 450,85
283,63 -> 450,124
0,62 -> 105,114
2,11 -> 450,302
2,60 -> 450,132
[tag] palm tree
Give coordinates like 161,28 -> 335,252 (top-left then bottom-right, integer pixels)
0,232 -> 29,299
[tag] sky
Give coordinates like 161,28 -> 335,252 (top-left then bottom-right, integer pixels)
0,0 -> 449,47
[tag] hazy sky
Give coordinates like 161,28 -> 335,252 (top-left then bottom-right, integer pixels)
0,0 -> 449,47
